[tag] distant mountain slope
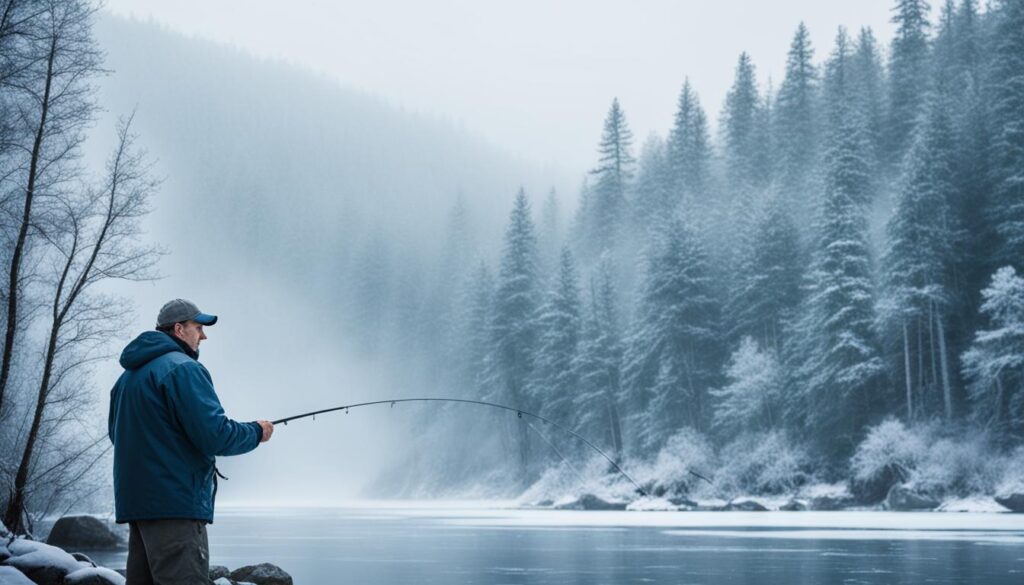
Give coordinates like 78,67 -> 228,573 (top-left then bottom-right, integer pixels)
93,15 -> 561,277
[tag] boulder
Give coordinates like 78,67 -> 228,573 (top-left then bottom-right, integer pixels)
46,516 -> 122,550
0,566 -> 35,585
554,494 -> 628,511
210,564 -> 231,580
995,492 -> 1024,513
229,563 -> 293,585
808,495 -> 855,511
70,552 -> 97,566
667,497 -> 698,509
719,499 -> 768,512
885,485 -> 939,511
3,540 -> 86,585
779,499 -> 807,512
64,567 -> 127,585
850,462 -> 907,503
0,543 -> 10,563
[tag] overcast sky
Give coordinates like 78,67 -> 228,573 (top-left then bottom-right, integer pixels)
103,0 -> 898,177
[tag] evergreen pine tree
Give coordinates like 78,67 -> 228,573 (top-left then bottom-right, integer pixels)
575,254 -> 625,460
886,0 -> 933,165
623,219 -> 721,452
987,0 -> 1024,271
530,247 -> 583,428
727,193 -> 803,353
582,98 -> 636,260
631,135 -> 672,236
792,89 -> 886,459
879,95 -> 962,421
491,188 -> 541,481
774,23 -> 820,214
961,266 -> 1024,437
721,52 -> 767,196
666,79 -> 712,203
850,27 -> 886,174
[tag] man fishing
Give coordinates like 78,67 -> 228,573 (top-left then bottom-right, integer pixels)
108,299 -> 274,584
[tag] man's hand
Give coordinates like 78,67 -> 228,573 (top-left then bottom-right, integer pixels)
257,420 -> 274,443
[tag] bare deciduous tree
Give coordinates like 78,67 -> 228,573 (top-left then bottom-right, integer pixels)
3,113 -> 160,534
0,0 -> 101,421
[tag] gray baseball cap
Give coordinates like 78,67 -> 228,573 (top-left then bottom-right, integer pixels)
157,298 -> 218,328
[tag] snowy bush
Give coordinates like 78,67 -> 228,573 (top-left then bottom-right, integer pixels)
716,431 -> 811,496
851,419 -> 1003,500
634,428 -> 716,498
995,447 -> 1024,496
914,433 -> 1000,497
519,456 -> 631,505
847,418 -> 929,487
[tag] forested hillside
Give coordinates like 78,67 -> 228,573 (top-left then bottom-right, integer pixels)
374,0 -> 1024,503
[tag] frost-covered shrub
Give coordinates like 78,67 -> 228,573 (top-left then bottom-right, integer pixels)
717,431 -> 810,496
519,456 -> 630,505
914,433 -> 1000,497
851,419 -> 1003,500
996,447 -> 1024,496
849,419 -> 930,501
635,428 -> 716,498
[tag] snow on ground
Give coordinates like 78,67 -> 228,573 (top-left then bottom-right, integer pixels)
938,497 -> 1012,513
0,566 -> 35,585
64,567 -> 126,585
799,482 -> 852,498
626,497 -> 680,511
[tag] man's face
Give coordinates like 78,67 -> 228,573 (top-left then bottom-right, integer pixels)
174,320 -> 207,352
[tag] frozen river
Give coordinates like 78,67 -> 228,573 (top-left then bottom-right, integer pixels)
89,504 -> 1024,584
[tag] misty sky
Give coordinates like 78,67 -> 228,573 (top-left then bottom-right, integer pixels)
104,0 -> 897,176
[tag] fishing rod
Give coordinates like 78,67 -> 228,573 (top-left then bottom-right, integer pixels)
273,397 -> 713,497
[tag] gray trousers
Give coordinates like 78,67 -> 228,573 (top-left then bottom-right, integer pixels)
126,519 -> 211,585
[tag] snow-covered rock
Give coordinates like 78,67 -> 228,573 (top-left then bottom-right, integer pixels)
0,566 -> 35,585
1,521 -> 10,539
808,495 -> 856,511
64,567 -> 126,584
0,543 -> 10,563
554,494 -> 628,511
779,498 -> 807,511
70,552 -> 97,566
885,485 -> 939,511
3,549 -> 90,585
229,563 -> 293,585
210,564 -> 231,580
994,492 -> 1024,512
720,499 -> 768,512
47,516 -> 122,550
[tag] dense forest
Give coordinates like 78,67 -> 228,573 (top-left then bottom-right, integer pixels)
370,0 -> 1024,503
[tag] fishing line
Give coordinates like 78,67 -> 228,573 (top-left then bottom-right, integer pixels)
273,397 -> 714,497
273,397 -> 653,495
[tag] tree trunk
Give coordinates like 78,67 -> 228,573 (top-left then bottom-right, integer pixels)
0,35 -> 56,418
936,309 -> 953,420
903,320 -> 913,421
3,317 -> 59,533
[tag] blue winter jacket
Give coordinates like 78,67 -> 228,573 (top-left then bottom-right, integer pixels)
108,331 -> 263,523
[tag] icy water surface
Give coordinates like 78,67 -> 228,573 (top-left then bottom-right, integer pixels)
89,506 -> 1024,584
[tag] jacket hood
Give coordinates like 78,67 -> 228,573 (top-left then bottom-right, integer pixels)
120,331 -> 185,370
